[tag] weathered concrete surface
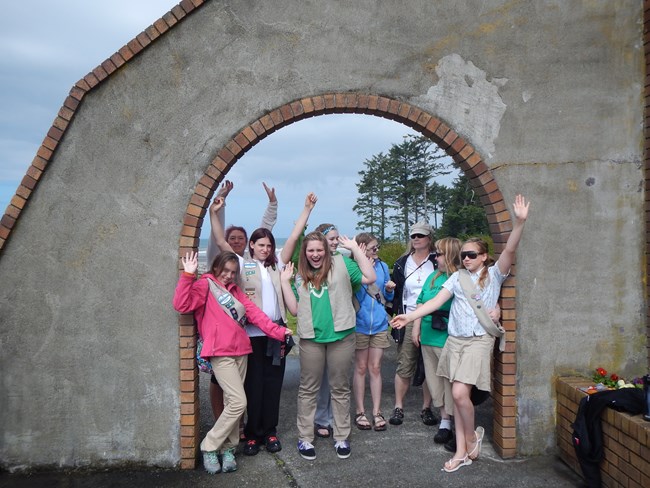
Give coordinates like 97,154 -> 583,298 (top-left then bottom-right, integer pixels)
0,0 -> 645,468
1,352 -> 586,486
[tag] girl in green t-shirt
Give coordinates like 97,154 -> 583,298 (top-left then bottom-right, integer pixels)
412,237 -> 461,447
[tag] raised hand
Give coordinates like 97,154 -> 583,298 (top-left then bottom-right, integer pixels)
281,262 -> 295,282
216,180 -> 233,199
181,251 -> 198,274
305,192 -> 318,209
337,235 -> 358,251
512,194 -> 530,222
263,182 -> 277,203
210,197 -> 225,214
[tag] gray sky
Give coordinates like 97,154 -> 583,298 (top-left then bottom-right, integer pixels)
1,1 -> 455,239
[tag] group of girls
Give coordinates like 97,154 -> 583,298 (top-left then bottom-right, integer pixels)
173,180 -> 530,476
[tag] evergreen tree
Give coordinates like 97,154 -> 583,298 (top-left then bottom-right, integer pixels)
437,173 -> 489,238
354,135 -> 450,240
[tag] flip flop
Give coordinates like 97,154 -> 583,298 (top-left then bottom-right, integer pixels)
468,426 -> 484,460
442,454 -> 472,473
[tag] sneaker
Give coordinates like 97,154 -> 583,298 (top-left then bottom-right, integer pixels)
265,435 -> 282,453
420,407 -> 438,426
297,440 -> 316,460
444,436 -> 457,453
389,407 -> 404,425
335,440 -> 351,459
243,439 -> 260,456
221,447 -> 237,472
434,427 -> 454,444
202,450 -> 221,474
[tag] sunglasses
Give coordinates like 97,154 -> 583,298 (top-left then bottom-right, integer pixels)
410,233 -> 428,239
368,245 -> 381,252
460,251 -> 480,260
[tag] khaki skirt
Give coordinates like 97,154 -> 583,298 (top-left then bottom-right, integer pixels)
436,334 -> 495,392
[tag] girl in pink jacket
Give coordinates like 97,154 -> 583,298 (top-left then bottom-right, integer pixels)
173,251 -> 292,475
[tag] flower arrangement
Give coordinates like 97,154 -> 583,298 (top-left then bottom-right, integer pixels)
592,367 -> 643,390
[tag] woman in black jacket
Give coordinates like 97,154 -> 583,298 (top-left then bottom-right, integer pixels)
387,222 -> 438,427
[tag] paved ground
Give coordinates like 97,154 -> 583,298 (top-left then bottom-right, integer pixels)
1,345 -> 586,487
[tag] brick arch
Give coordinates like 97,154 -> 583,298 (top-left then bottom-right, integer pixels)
178,93 -> 517,468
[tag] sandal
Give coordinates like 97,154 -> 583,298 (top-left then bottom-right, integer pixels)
373,412 -> 387,431
315,424 -> 332,438
355,412 -> 372,430
442,454 -> 472,473
468,426 -> 484,460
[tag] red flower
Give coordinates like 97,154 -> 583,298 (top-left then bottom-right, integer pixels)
597,368 -> 607,376
610,373 -> 619,381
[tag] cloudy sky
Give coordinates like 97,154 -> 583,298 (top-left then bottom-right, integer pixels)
1,1 -> 455,240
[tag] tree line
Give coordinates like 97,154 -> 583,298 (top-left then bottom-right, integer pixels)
354,134 -> 489,243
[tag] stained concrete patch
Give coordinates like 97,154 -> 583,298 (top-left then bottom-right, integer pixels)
413,53 -> 507,158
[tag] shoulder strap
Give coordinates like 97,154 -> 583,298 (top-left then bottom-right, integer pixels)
206,278 -> 247,327
458,270 -> 506,352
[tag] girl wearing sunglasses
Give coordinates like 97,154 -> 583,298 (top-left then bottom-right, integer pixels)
391,194 -> 530,473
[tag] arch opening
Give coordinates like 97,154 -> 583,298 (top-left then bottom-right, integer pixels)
177,93 -> 516,468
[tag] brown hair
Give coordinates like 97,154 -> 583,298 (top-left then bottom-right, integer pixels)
297,232 -> 332,290
248,227 -> 278,268
210,251 -> 241,287
463,237 -> 494,289
225,225 -> 247,242
431,237 -> 462,286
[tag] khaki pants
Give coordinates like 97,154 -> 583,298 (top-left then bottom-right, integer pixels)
200,355 -> 248,453
395,322 -> 419,378
297,333 -> 355,442
422,344 -> 453,415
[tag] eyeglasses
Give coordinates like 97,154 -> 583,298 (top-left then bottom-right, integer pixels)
435,251 -> 444,256
460,251 -> 480,260
410,233 -> 427,239
368,245 -> 380,252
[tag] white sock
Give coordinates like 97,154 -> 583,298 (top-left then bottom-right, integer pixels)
440,418 -> 452,430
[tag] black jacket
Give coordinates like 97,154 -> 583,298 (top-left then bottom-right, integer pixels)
387,253 -> 436,344
387,252 -> 437,317
571,388 -> 645,488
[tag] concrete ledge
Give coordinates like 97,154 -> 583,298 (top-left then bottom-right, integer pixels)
556,376 -> 650,488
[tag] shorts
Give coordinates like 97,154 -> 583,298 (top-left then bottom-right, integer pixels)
437,334 -> 495,392
355,330 -> 390,350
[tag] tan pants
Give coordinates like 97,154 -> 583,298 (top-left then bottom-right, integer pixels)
395,322 -> 419,378
200,355 -> 248,453
422,344 -> 453,416
297,333 -> 355,442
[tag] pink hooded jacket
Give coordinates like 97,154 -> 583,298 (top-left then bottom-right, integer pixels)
173,272 -> 287,358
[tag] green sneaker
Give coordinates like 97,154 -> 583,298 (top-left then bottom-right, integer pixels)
202,450 -> 221,474
221,447 -> 237,472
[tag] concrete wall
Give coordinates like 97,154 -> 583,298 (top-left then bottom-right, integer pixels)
0,0 -> 645,467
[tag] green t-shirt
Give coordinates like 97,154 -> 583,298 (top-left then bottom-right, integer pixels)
301,255 -> 362,343
416,272 -> 452,348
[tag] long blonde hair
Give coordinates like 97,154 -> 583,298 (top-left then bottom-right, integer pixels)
431,237 -> 462,286
297,232 -> 333,290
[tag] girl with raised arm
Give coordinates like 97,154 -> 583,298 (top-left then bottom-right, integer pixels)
391,194 -> 530,473
210,192 -> 318,456
173,251 -> 292,475
281,232 -> 376,461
